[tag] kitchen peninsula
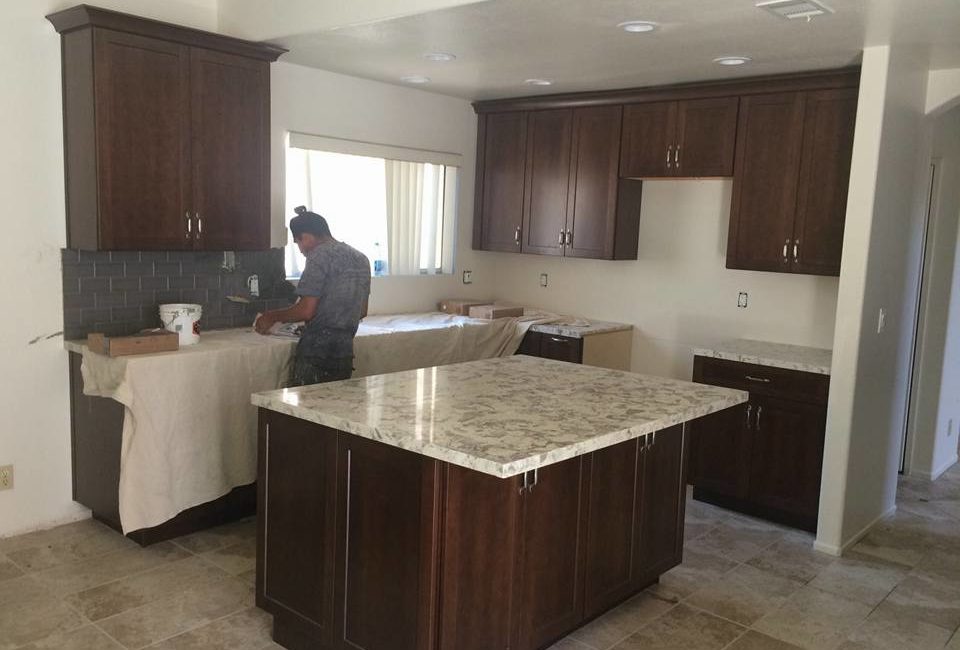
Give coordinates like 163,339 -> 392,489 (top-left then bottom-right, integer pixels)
252,355 -> 746,650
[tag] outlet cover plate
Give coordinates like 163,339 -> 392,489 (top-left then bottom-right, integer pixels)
0,465 -> 12,491
540,273 -> 549,287
462,270 -> 473,285
738,292 -> 749,308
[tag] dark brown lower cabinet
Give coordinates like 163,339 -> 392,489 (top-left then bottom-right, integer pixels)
258,412 -> 688,650
690,356 -> 828,531
517,331 -> 584,364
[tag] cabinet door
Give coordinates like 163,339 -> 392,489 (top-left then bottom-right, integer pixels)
517,457 -> 588,650
619,102 -> 676,178
675,97 -> 739,178
727,92 -> 805,272
567,106 -> 623,259
522,110 -> 572,255
792,88 -> 858,276
93,29 -> 192,250
583,439 -> 640,618
516,331 -> 543,357
690,402 -> 752,501
335,435 -> 439,650
635,425 -> 686,584
479,112 -> 528,252
258,412 -> 338,646
190,48 -> 270,251
439,466 -> 523,650
748,396 -> 826,527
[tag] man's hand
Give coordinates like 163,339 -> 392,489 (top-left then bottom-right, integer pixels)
254,313 -> 276,335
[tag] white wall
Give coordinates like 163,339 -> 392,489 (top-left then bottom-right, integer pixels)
816,45 -> 932,555
488,181 -> 839,379
270,62 -> 494,315
909,106 -> 960,479
0,0 -> 218,538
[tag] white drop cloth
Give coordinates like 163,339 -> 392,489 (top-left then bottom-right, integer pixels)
78,313 -> 551,533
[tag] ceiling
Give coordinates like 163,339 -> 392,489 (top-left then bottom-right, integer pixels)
273,0 -> 960,101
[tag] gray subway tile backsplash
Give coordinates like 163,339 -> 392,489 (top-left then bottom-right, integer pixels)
61,248 -> 295,340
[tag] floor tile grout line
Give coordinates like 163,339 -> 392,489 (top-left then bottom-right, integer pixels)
121,601 -> 258,649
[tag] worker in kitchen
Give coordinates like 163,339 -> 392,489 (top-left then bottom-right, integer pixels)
254,206 -> 371,386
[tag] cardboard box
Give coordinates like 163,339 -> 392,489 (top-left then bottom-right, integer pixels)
87,330 -> 179,357
468,304 -> 525,319
438,299 -> 492,316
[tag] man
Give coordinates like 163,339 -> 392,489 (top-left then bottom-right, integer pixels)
255,207 -> 371,386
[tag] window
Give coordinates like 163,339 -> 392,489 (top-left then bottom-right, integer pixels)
284,133 -> 460,279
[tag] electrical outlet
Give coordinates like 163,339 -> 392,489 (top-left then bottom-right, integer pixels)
462,270 -> 473,285
737,292 -> 749,308
0,465 -> 12,491
539,273 -> 549,288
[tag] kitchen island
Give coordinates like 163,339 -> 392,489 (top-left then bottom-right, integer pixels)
252,355 -> 746,650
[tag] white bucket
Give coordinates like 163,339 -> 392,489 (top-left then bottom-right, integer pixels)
159,303 -> 203,346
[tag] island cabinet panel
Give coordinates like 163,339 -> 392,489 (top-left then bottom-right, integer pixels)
335,435 -> 441,650
583,439 -> 640,618
516,457 -> 590,650
438,466 -> 523,650
688,402 -> 752,501
634,425 -> 687,584
258,411 -> 338,647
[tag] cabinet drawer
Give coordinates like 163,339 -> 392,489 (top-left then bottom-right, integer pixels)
539,334 -> 584,364
693,356 -> 828,404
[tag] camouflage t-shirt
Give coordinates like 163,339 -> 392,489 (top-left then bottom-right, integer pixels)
295,240 -> 371,361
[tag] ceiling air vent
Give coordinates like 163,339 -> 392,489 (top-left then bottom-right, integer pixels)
756,0 -> 835,21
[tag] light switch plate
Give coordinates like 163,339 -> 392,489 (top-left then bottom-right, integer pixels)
0,465 -> 12,491
737,292 -> 749,308
539,273 -> 549,287
462,270 -> 473,285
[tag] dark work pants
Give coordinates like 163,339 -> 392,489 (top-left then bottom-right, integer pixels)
289,356 -> 354,387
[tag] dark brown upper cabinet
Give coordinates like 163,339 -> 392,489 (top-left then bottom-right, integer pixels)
727,87 -> 857,276
48,6 -> 284,251
620,97 -> 739,179
474,105 -> 642,260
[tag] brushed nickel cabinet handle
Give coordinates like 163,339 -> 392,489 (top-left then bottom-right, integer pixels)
185,212 -> 192,239
674,145 -> 680,167
514,226 -> 521,246
197,214 -> 203,237
558,229 -> 565,246
745,375 -> 771,383
793,239 -> 800,262
745,404 -> 753,428
782,239 -> 790,262
756,405 -> 763,430
519,471 -> 528,494
566,229 -> 572,246
666,145 -> 673,169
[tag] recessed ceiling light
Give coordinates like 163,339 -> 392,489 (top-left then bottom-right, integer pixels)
524,78 -> 553,86
400,74 -> 431,84
713,56 -> 752,66
424,52 -> 456,62
617,20 -> 659,33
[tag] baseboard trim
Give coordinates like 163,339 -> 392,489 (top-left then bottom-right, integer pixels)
911,454 -> 959,481
813,504 -> 897,557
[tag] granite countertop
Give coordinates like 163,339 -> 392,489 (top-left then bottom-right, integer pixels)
529,319 -> 632,338
252,355 -> 746,478
693,339 -> 832,375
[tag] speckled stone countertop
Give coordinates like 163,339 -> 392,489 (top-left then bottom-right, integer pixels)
693,339 -> 832,375
529,319 -> 632,338
252,355 -> 746,478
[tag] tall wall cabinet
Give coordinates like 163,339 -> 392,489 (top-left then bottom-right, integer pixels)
47,6 -> 285,251
473,70 -> 858,276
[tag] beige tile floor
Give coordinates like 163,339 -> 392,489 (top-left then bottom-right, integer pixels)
1,464 -> 958,650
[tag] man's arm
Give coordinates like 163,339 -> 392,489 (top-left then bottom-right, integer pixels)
254,296 -> 319,334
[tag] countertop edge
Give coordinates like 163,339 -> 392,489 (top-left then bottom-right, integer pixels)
251,389 -> 747,478
693,349 -> 831,376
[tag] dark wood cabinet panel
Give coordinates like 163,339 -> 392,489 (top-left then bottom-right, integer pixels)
517,457 -> 588,650
335,435 -> 439,650
675,97 -> 739,178
50,7 -> 282,251
635,425 -> 686,584
748,396 -> 826,527
479,112 -> 528,252
792,88 -> 858,276
619,102 -> 675,178
190,48 -> 270,251
92,29 -> 192,251
689,403 -> 752,501
522,110 -> 573,255
691,356 -> 828,532
583,439 -> 639,617
727,92 -> 806,272
568,106 -> 623,259
258,412 -> 338,645
438,466 -> 522,650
